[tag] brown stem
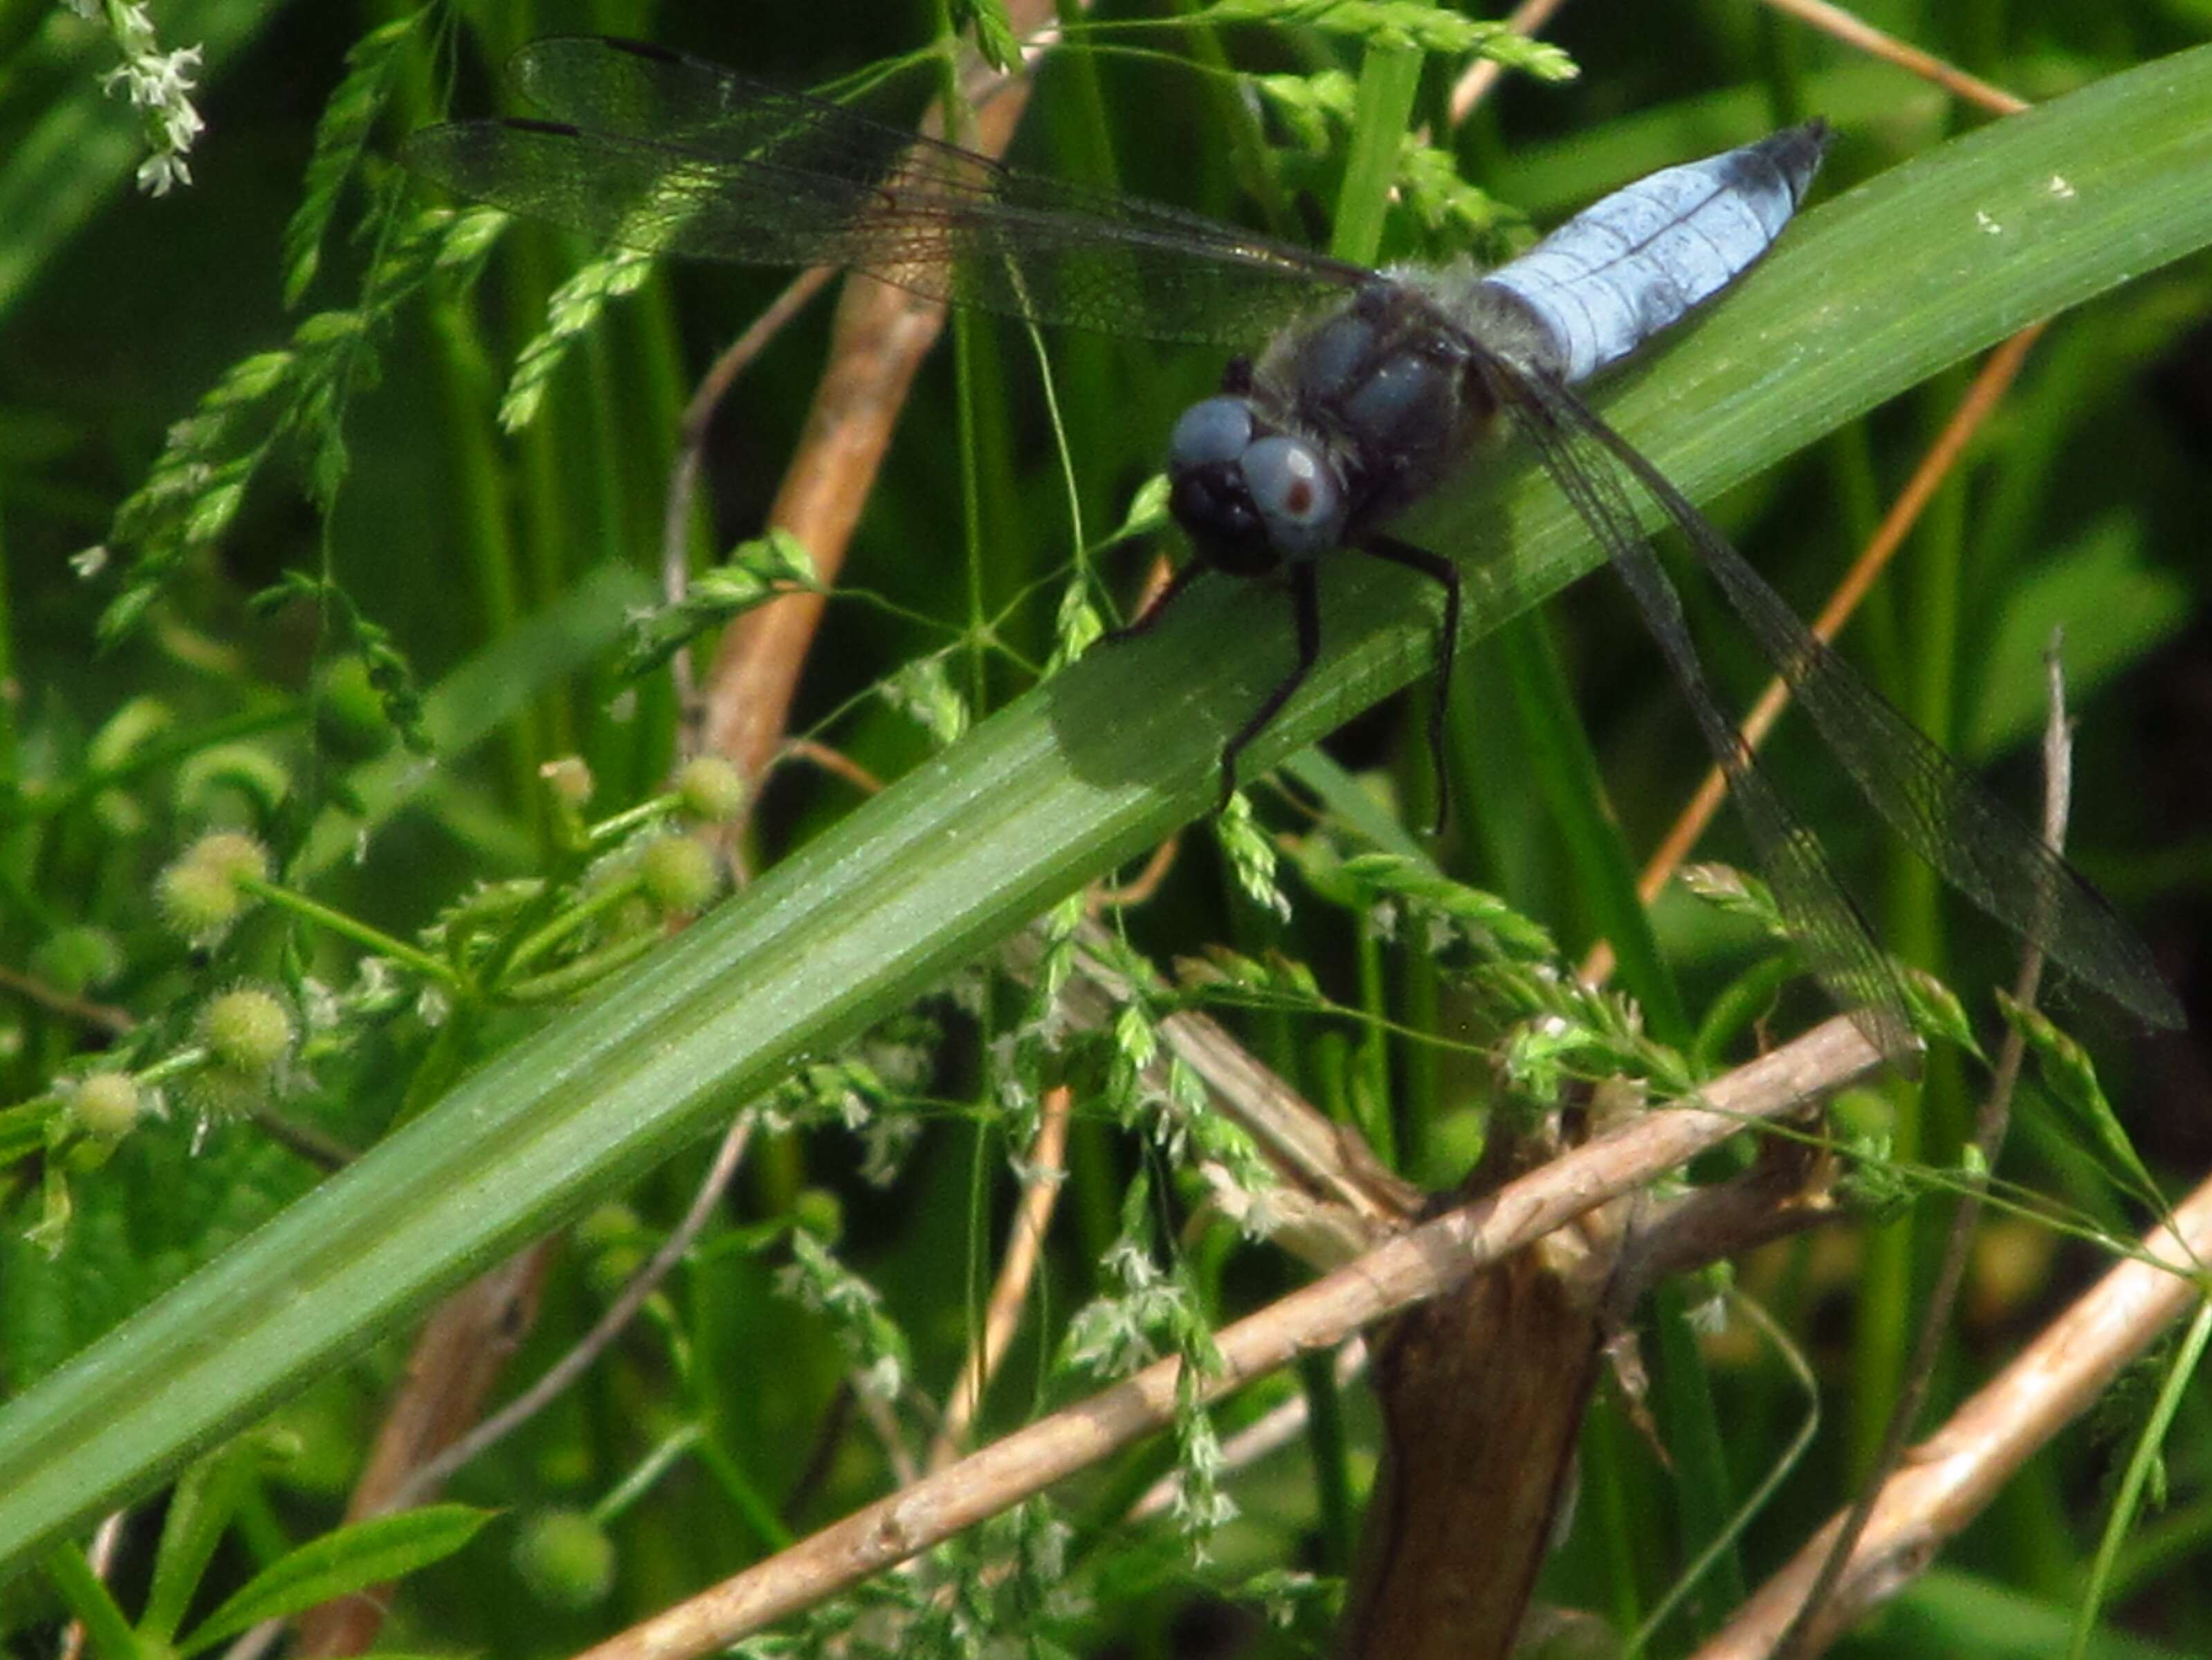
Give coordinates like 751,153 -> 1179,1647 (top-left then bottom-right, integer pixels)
567,1016 -> 1884,1660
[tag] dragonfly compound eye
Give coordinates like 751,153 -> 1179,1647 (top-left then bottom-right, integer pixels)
1167,396 -> 1255,468
1242,436 -> 1346,558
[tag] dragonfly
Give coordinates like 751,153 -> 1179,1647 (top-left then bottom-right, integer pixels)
403,35 -> 2183,1058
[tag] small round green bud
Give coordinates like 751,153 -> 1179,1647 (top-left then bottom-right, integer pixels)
200,987 -> 293,1075
573,1203 -> 641,1255
673,756 -> 747,824
540,756 -> 594,810
68,1072 -> 144,1139
189,831 -> 272,886
156,858 -> 250,945
156,834 -> 273,945
312,656 -> 394,765
188,1063 -> 266,1122
791,1187 -> 843,1243
639,835 -> 718,915
32,927 -> 123,996
576,1205 -> 648,1300
511,1508 -> 616,1611
1829,1086 -> 1894,1143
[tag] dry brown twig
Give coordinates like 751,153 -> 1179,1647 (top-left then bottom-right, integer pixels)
695,7 -> 1068,788
565,1016 -> 1885,1660
296,1246 -> 556,1655
1757,0 -> 2030,116
929,1084 -> 1076,1468
1577,5 -> 2031,987
1699,1170 -> 2212,1658
1773,642 -> 2072,1657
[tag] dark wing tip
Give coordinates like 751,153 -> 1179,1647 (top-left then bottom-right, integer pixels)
399,116 -> 583,204
601,35 -> 681,66
2124,965 -> 2188,1030
502,116 -> 584,139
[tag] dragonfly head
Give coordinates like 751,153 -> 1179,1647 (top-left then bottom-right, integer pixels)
1166,395 -> 1347,574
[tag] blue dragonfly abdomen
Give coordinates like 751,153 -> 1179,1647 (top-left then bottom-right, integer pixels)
1479,124 -> 1829,385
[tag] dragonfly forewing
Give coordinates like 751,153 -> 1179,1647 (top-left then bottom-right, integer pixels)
402,36 -> 1364,346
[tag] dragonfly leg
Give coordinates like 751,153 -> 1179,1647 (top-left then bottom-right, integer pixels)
1361,534 -> 1460,834
1217,562 -> 1322,812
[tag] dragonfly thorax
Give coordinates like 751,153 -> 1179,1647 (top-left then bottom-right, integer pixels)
1167,283 -> 1504,574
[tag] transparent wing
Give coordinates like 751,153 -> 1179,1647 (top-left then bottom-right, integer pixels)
1479,360 -> 1915,1061
1497,361 -> 2182,1036
401,35 -> 1366,347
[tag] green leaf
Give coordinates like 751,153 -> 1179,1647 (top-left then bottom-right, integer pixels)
144,1436 -> 292,1643
176,1505 -> 494,1654
282,12 -> 426,306
952,0 -> 1019,71
1993,992 -> 2161,1209
616,530 -> 817,680
2,44 -> 2211,1573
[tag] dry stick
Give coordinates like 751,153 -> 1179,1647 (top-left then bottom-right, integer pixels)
55,1510 -> 129,1660
304,22 -> 1068,1651
295,1116 -> 747,1646
246,1102 -> 358,1171
568,1016 -> 1885,1660
1579,0 -> 2039,988
297,1245 -> 557,1656
1580,320 -> 2048,987
661,268 -> 837,728
1091,834 -> 1181,908
0,962 -> 136,1034
1755,0 -> 2029,116
931,1084 -> 1076,1468
1449,0 -> 1571,125
1697,1170 -> 2212,1660
1771,644 -> 2074,1659
775,737 -> 888,801
697,10 -> 1063,787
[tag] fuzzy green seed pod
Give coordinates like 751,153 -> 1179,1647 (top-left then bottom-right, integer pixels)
188,831 -> 272,886
673,756 -> 746,824
156,857 -> 249,944
156,833 -> 274,945
511,1509 -> 616,1611
68,1073 -> 144,1139
201,987 -> 294,1075
639,835 -> 719,915
188,1063 -> 266,1122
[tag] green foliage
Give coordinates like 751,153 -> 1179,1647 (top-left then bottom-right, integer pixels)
1,6 -> 2206,1658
